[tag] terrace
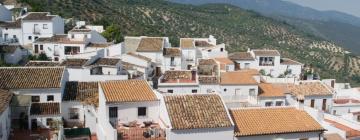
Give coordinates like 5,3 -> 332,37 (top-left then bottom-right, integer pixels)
160,70 -> 197,83
116,121 -> 166,140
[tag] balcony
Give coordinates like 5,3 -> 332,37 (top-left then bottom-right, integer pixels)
116,121 -> 166,140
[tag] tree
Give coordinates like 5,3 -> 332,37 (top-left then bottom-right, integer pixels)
37,53 -> 49,61
102,24 -> 123,43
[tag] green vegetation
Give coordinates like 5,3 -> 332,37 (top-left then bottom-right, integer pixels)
13,0 -> 360,85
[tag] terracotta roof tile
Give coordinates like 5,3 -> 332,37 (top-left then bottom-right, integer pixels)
229,52 -> 254,60
100,80 -> 157,103
0,89 -> 13,114
0,67 -> 64,89
162,71 -> 195,83
126,52 -> 152,62
60,59 -> 89,68
281,58 -> 303,65
325,119 -> 360,139
0,20 -> 21,28
136,37 -> 164,52
230,107 -> 324,137
194,40 -> 214,47
25,61 -> 60,67
333,98 -> 360,104
63,82 -> 98,106
288,82 -> 333,97
89,58 -> 120,66
69,28 -> 92,33
220,70 -> 258,85
163,48 -> 181,57
30,102 -> 60,116
199,76 -> 219,84
180,38 -> 194,49
22,12 -> 56,21
35,34 -> 85,44
253,50 -> 280,56
87,43 -> 111,48
258,83 -> 286,97
198,59 -> 217,65
164,94 -> 232,130
215,58 -> 234,70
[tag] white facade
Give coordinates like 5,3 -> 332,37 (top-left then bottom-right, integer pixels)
199,43 -> 228,59
0,5 -> 11,22
67,68 -> 127,81
181,48 -> 196,70
22,14 -> 64,45
220,85 -> 258,107
0,27 -> 22,44
164,56 -> 182,71
258,96 -> 287,107
158,84 -> 199,94
0,106 -> 11,140
167,127 -> 234,140
302,95 -> 333,112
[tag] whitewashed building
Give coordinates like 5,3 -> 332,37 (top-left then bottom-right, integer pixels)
230,107 -> 325,140
163,47 -> 182,71
0,20 -> 22,44
0,89 -> 13,140
0,67 -> 67,129
21,12 -> 64,45
157,70 -> 199,94
257,83 -> 288,107
161,94 -> 234,140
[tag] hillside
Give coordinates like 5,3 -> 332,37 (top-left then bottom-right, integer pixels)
170,0 -> 360,55
7,0 -> 360,85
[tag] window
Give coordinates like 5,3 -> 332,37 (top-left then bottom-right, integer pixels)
333,110 -> 337,115
275,101 -> 283,106
220,48 -> 224,52
223,88 -> 227,92
249,89 -> 256,96
167,89 -> 173,93
43,24 -> 48,29
46,118 -> 53,126
65,46 -> 80,55
265,102 -> 273,107
357,115 -> 360,122
138,107 -> 147,117
28,36 -> 32,40
69,108 -> 80,119
322,99 -> 327,111
47,95 -> 54,101
192,89 -> 197,93
13,35 -> 16,39
84,34 -> 88,38
208,49 -> 212,52
170,57 -> 175,66
245,63 -> 250,69
31,96 -> 40,102
34,36 -> 38,40
40,45 -> 43,51
109,107 -> 117,118
71,34 -> 74,39
310,99 -> 315,108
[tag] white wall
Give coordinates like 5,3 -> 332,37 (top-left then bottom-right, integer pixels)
0,5 -> 11,22
11,88 -> 62,103
234,60 -> 257,70
1,28 -> 23,44
332,103 -> 360,115
303,95 -> 333,112
61,101 -> 85,122
97,85 -> 117,140
158,84 -> 199,94
0,106 -> 11,140
167,127 -> 234,140
258,97 -> 287,107
200,44 -> 228,59
181,48 -> 196,69
235,131 -> 323,140
164,56 -> 181,71
219,84 -> 258,105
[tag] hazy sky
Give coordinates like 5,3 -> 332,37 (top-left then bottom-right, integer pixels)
283,0 -> 360,17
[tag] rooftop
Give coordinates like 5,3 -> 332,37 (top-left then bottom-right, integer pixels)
163,48 -> 181,57
180,38 -> 194,49
136,37 -> 164,52
194,40 -> 214,47
198,76 -> 219,84
288,82 -> 333,97
214,57 -> 234,70
198,59 -> 217,65
88,58 -> 120,66
126,52 -> 152,62
258,83 -> 286,97
100,80 -> 157,103
0,89 -> 13,114
87,43 -> 111,48
333,98 -> 360,104
220,70 -> 258,85
25,61 -> 60,67
0,20 -> 21,28
63,81 -> 98,105
230,107 -> 324,137
22,12 -> 56,21
69,28 -> 92,33
0,67 -> 64,89
60,59 -> 89,68
325,119 -> 360,139
164,94 -> 232,130
253,50 -> 280,56
229,52 -> 254,60
30,102 -> 60,116
35,35 -> 85,44
161,70 -> 196,83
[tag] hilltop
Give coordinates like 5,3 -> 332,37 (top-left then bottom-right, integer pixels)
6,0 -> 360,85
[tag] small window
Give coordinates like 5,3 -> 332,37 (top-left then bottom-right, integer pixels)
43,24 -> 48,29
47,95 -> 54,101
275,101 -> 283,106
138,107 -> 147,117
34,36 -> 38,40
13,35 -> 16,39
249,89 -> 256,96
40,45 -> 43,51
265,102 -> 272,107
109,107 -> 117,118
167,90 -> 173,93
46,118 -> 53,126
84,34 -> 88,38
220,48 -> 224,52
208,49 -> 212,52
31,96 -> 40,102
71,34 -> 74,39
223,88 -> 227,92
192,89 -> 197,93
69,108 -> 80,119
28,36 -> 32,40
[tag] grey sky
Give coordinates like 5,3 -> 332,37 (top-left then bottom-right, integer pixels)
283,0 -> 360,17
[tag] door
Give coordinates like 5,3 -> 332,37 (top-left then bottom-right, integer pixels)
155,67 -> 161,76
187,65 -> 192,70
34,45 -> 39,54
235,62 -> 240,70
322,99 -> 327,111
310,99 -> 315,108
4,33 -> 8,41
31,119 -> 37,130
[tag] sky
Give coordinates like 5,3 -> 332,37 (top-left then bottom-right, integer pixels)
283,0 -> 360,18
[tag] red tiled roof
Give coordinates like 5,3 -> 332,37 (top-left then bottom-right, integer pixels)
30,102 -> 60,116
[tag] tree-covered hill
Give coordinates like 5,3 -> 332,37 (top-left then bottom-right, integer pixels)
8,0 -> 360,85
